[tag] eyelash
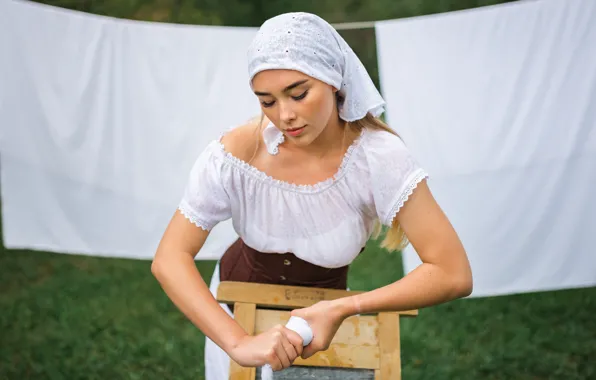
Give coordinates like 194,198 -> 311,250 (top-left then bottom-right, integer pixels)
261,90 -> 308,108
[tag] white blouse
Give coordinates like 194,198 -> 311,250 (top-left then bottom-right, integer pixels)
178,123 -> 428,269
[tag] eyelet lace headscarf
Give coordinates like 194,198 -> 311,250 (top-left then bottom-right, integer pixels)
247,12 -> 386,123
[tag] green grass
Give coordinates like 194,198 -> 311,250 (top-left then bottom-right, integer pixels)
1,240 -> 595,379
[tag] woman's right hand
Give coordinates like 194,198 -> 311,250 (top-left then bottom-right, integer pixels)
228,324 -> 304,371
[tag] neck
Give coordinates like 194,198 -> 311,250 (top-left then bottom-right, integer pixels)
300,116 -> 348,158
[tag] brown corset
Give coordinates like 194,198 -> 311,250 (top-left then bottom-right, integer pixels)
219,238 -> 363,290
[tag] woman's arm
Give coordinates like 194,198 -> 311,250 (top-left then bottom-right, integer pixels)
152,211 -> 303,370
339,178 -> 473,316
152,211 -> 248,352
291,179 -> 473,358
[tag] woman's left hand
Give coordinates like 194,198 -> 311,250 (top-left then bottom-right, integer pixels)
290,299 -> 348,359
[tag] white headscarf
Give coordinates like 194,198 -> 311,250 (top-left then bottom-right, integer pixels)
247,12 -> 386,123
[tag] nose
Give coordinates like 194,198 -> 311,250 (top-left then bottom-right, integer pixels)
279,100 -> 297,126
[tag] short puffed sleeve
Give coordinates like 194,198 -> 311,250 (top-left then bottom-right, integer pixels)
178,141 -> 232,231
364,130 -> 429,227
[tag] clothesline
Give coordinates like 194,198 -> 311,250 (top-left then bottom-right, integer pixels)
331,21 -> 376,30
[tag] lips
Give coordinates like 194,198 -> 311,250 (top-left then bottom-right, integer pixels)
286,125 -> 306,137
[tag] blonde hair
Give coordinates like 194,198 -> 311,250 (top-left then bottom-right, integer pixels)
247,112 -> 409,253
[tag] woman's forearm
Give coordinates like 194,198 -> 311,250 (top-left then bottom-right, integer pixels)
151,253 -> 248,353
337,261 -> 472,317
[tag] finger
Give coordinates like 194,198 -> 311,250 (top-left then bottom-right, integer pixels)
302,341 -> 326,360
272,331 -> 291,369
282,328 -> 304,357
282,339 -> 298,365
290,308 -> 305,318
274,343 -> 291,369
301,346 -> 314,359
266,348 -> 283,372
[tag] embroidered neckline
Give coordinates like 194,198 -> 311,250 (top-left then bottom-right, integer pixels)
215,128 -> 367,194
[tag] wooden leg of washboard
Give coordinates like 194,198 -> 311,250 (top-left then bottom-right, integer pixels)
376,312 -> 401,380
229,302 -> 257,380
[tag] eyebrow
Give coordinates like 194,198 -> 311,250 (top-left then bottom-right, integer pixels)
253,79 -> 309,96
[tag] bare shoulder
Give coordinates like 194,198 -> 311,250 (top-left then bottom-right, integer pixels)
220,116 -> 267,162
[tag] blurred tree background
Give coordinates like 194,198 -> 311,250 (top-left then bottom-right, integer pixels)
32,0 -> 517,24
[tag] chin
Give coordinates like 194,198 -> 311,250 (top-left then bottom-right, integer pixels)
287,137 -> 310,147
288,131 -> 316,146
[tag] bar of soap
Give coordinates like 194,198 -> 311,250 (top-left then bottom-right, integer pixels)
261,316 -> 313,380
285,316 -> 313,346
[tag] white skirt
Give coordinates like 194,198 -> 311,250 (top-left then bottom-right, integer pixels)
205,261 -> 234,380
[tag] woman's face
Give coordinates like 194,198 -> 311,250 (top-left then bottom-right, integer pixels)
251,69 -> 338,147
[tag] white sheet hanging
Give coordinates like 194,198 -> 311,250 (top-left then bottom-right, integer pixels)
0,0 -> 259,259
376,0 -> 596,297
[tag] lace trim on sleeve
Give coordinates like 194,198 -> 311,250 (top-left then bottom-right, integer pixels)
385,170 -> 429,226
178,204 -> 210,231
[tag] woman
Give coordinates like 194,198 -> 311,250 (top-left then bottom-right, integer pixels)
152,11 -> 473,379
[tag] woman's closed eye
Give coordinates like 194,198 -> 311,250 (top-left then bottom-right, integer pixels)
260,90 -> 309,108
292,90 -> 308,101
